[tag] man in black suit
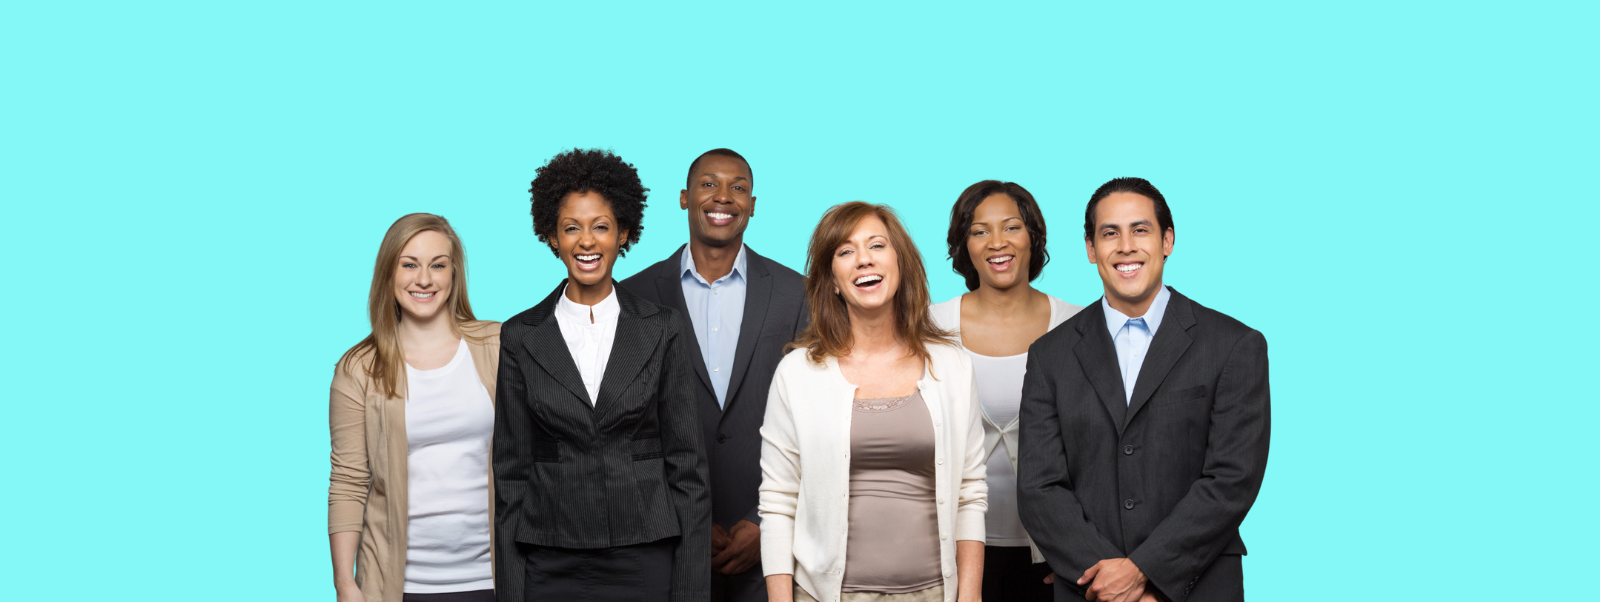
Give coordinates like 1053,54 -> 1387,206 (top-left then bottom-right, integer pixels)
1017,178 -> 1270,602
621,148 -> 808,602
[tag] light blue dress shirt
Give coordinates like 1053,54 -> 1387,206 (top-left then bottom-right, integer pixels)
680,245 -> 747,409
1102,285 -> 1172,405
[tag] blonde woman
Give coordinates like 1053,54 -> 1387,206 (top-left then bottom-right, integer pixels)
329,213 -> 501,602
760,202 -> 987,602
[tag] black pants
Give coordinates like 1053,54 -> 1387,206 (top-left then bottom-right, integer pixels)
711,561 -> 767,602
520,538 -> 676,602
403,590 -> 494,602
983,545 -> 1052,602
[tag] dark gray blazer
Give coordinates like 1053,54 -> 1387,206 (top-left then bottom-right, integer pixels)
620,245 -> 808,529
492,281 -> 711,602
1016,288 -> 1270,602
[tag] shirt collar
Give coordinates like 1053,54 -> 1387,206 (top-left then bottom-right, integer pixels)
556,282 -> 621,325
1102,284 -> 1171,336
679,244 -> 748,286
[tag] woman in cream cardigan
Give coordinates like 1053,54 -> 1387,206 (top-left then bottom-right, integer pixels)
930,181 -> 1082,602
329,213 -> 501,602
760,202 -> 987,602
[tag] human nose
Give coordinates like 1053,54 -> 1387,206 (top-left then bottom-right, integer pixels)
416,265 -> 434,288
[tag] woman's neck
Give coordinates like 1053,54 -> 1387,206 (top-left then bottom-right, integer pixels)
565,277 -> 614,306
398,310 -> 457,350
846,303 -> 906,357
967,282 -> 1042,318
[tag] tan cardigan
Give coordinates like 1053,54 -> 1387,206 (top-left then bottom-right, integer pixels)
328,320 -> 501,602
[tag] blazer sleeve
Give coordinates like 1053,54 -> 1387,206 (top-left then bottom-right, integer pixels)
954,352 -> 989,542
1016,349 -> 1127,577
657,315 -> 713,602
757,362 -> 800,576
491,333 -> 530,602
1128,330 -> 1271,601
328,359 -> 369,535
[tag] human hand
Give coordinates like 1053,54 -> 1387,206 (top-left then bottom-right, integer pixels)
1044,572 -> 1055,584
1139,591 -> 1160,602
712,520 -> 762,575
1077,558 -> 1147,602
712,523 -> 731,555
335,585 -> 366,602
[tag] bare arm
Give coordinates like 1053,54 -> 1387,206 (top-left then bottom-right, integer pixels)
956,539 -> 985,602
328,532 -> 364,602
765,574 -> 795,602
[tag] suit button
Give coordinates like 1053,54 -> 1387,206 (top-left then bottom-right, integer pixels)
716,434 -> 728,443
1124,499 -> 1135,510
1124,445 -> 1134,455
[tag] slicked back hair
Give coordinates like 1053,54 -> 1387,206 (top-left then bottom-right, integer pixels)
789,201 -> 954,368
946,180 -> 1050,291
686,148 -> 752,189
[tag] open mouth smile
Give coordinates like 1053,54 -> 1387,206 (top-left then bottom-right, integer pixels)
409,291 -> 437,302
852,274 -> 884,290
575,253 -> 602,271
1114,261 -> 1143,277
706,211 -> 737,227
986,254 -> 1015,271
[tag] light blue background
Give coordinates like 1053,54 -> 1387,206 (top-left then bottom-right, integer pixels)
3,2 -> 1594,599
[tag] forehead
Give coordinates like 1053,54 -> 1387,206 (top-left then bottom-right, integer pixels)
559,190 -> 616,219
973,193 -> 1022,220
693,154 -> 751,179
846,214 -> 890,240
1094,192 -> 1158,225
402,229 -> 451,254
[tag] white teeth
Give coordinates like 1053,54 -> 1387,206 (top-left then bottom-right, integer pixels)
1116,263 -> 1142,273
576,254 -> 600,262
854,275 -> 883,286
410,292 -> 435,299
987,256 -> 1012,264
708,212 -> 732,220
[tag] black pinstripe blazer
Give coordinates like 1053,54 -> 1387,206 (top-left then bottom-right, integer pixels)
1016,288 -> 1270,602
492,281 -> 711,602
620,245 -> 809,529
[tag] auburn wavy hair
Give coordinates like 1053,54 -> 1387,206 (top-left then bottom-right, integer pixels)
338,213 -> 480,399
789,202 -> 953,368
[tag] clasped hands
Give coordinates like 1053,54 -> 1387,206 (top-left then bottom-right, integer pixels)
711,519 -> 761,575
1044,558 -> 1160,602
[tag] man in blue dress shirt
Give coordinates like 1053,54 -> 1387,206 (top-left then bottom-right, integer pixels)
1017,178 -> 1271,602
621,149 -> 809,602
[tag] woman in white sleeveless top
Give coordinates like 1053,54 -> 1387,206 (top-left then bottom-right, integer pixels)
930,181 -> 1082,602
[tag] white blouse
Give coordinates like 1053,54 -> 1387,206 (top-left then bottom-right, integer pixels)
552,284 -> 621,404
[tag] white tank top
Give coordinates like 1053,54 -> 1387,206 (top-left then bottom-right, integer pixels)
403,338 -> 494,593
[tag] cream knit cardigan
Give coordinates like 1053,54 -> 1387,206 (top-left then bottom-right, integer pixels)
758,342 -> 988,602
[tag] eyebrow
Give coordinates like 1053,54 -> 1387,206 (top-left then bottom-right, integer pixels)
399,255 -> 451,261
700,174 -> 751,183
1099,219 -> 1154,230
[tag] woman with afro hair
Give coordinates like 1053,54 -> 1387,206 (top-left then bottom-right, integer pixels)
492,149 -> 711,602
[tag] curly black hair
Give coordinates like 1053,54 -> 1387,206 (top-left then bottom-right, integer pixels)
528,148 -> 649,257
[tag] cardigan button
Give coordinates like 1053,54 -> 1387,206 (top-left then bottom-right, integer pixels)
937,496 -> 945,504
940,533 -> 947,540
936,458 -> 944,465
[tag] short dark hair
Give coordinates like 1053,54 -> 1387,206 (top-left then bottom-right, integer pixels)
528,148 -> 649,257
1084,177 -> 1174,255
945,180 -> 1050,291
686,148 -> 752,188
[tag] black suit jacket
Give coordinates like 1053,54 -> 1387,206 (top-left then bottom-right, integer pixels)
493,281 -> 711,602
620,245 -> 809,529
1016,288 -> 1270,602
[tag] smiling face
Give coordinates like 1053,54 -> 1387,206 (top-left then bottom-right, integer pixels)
966,193 -> 1033,291
553,190 -> 627,299
1086,192 -> 1174,316
831,215 -> 901,314
392,229 -> 454,323
680,154 -> 755,248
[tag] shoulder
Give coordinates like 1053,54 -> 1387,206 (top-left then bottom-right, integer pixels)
460,319 -> 502,339
1045,294 -> 1085,329
618,249 -> 682,300
1036,302 -> 1094,352
775,345 -> 827,377
928,340 -> 972,379
929,295 -> 963,332
333,340 -> 376,384
747,247 -> 806,290
1182,293 -> 1262,345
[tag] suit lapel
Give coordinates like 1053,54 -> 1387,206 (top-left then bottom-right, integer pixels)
722,251 -> 772,413
594,286 -> 663,424
521,282 -> 593,407
655,248 -> 715,398
1074,302 -> 1128,430
1123,288 -> 1196,430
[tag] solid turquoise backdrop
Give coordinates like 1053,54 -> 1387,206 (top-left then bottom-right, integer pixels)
3,2 -> 1594,599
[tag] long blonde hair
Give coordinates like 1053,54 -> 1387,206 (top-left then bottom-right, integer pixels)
788,202 -> 953,367
338,213 -> 478,398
